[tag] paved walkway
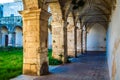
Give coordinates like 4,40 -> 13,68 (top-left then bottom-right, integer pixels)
35,51 -> 110,80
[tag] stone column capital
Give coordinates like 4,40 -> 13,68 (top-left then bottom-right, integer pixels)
19,9 -> 51,21
19,9 -> 42,21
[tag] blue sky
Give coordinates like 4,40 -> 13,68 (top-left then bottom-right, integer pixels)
0,0 -> 14,3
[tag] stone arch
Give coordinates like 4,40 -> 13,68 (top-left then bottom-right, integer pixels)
14,26 -> 23,47
0,26 -> 8,31
12,25 -> 22,32
86,22 -> 108,33
0,26 -> 8,47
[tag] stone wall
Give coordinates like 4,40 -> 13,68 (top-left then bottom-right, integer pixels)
107,0 -> 120,80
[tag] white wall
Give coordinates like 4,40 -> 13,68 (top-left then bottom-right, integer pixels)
107,0 -> 120,80
87,24 -> 106,51
15,27 -> 22,47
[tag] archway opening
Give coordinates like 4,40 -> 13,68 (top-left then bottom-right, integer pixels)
1,26 -> 8,47
87,23 -> 106,52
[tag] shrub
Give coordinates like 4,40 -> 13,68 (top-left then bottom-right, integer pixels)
48,49 -> 63,65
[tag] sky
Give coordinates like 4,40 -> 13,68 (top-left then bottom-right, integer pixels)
0,0 -> 14,3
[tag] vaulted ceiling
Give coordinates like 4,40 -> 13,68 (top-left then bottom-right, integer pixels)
58,0 -> 116,29
23,0 -> 116,29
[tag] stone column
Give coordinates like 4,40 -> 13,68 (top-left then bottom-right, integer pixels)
85,28 -> 87,53
8,32 -> 13,46
63,20 -> 68,63
67,16 -> 75,57
83,26 -> 87,53
20,9 -> 51,76
76,22 -> 81,54
74,26 -> 77,57
49,3 -> 64,60
81,27 -> 83,54
83,27 -> 85,53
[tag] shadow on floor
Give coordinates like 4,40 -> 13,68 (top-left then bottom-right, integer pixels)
35,51 -> 109,80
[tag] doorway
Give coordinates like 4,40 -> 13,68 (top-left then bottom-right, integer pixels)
5,35 -> 8,47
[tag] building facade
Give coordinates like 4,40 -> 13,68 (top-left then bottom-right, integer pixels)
0,1 -> 23,47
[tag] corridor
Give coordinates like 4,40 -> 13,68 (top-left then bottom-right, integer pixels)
35,52 -> 109,80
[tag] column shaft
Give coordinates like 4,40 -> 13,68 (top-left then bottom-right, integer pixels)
63,21 -> 68,63
21,9 -> 50,76
74,26 -> 77,57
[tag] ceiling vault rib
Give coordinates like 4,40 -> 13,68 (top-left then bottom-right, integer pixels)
46,0 -> 116,29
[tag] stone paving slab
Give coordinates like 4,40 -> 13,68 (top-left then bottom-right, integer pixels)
12,51 -> 109,80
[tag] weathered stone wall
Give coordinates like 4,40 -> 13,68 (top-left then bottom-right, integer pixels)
107,0 -> 120,80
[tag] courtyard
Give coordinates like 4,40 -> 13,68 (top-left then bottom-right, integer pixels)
0,0 -> 120,80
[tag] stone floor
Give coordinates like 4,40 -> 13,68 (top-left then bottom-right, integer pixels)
12,51 -> 109,80
35,51 -> 110,80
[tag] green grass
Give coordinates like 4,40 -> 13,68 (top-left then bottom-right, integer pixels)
48,49 -> 63,65
0,48 -> 62,80
0,47 -> 23,80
